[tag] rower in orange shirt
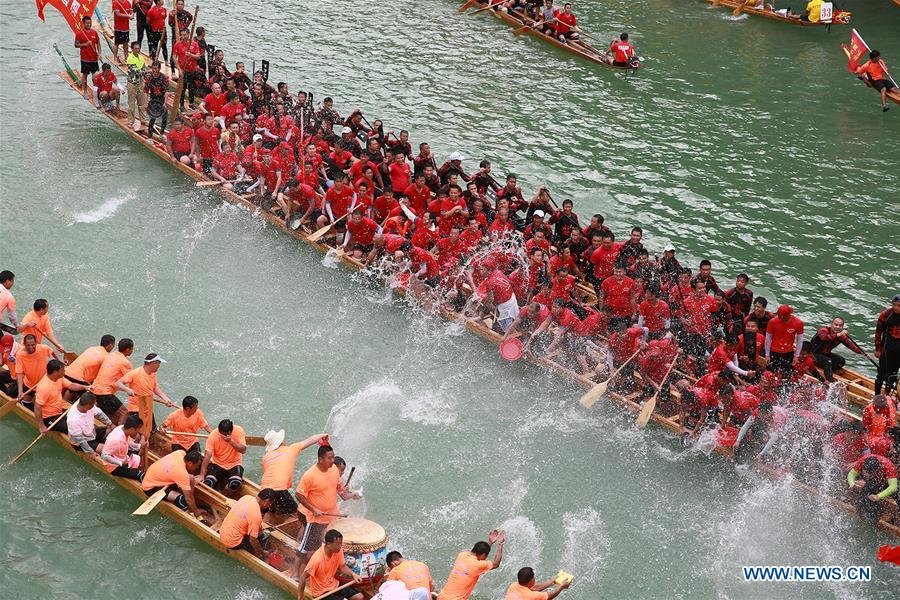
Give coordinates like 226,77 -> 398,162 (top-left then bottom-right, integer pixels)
13,334 -> 59,402
505,567 -> 570,600
91,338 -> 135,425
386,551 -> 434,600
436,529 -> 506,600
259,429 -> 328,521
294,444 -> 344,576
218,490 -> 274,558
296,529 -> 364,600
856,50 -> 897,112
63,334 -> 116,401
33,359 -> 92,434
200,419 -> 248,492
19,299 -> 68,356
114,353 -> 177,414
140,448 -> 204,514
162,395 -> 211,453
863,395 -> 897,439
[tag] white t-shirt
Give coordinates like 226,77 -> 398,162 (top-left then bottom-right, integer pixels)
67,405 -> 107,439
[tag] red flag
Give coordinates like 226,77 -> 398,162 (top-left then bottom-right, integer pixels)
878,545 -> 900,566
842,28 -> 871,73
36,0 -> 99,34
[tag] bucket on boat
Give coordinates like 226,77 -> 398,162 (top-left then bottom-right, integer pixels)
715,425 -> 740,448
267,551 -> 285,569
499,337 -> 524,361
332,517 -> 388,586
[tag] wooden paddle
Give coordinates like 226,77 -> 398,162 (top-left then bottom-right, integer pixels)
732,2 -> 746,16
636,352 -> 680,427
579,349 -> 641,408
458,0 -> 478,12
0,382 -> 41,419
307,212 -> 349,243
311,581 -> 357,600
196,178 -> 238,187
844,333 -> 880,369
133,488 -> 167,515
0,322 -> 16,334
471,1 -> 504,15
165,430 -> 267,447
7,406 -> 72,465
344,465 -> 356,487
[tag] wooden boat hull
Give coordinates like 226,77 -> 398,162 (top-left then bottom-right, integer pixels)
45,70 -> 900,542
704,0 -> 849,26
460,1 -> 639,71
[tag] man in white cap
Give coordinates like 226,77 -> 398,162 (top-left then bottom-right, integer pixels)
338,125 -> 361,157
524,210 -> 552,241
438,152 -> 469,185
657,242 -> 681,288
114,352 -> 176,442
375,580 -> 412,600
258,429 -> 329,523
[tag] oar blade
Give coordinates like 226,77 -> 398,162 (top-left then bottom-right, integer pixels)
64,351 -> 79,364
306,223 -> 333,243
636,396 -> 656,427
245,436 -> 267,447
458,0 -> 477,12
579,381 -> 608,408
133,488 -> 167,515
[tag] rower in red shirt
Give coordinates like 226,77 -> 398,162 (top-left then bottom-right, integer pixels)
210,144 -> 243,191
551,4 -> 582,45
608,32 -> 636,67
855,50 -> 897,112
473,269 -> 519,333
764,305 -> 804,377
343,209 -> 380,260
319,174 -> 355,231
526,299 -> 597,376
111,0 -> 133,62
192,113 -> 221,174
459,217 -> 483,252
600,264 -> 637,331
681,279 -> 717,355
589,233 -> 622,286
92,64 -> 121,111
638,287 -> 670,341
146,0 -> 168,61
403,173 -> 433,216
388,152 -> 411,195
202,83 -> 228,122
75,16 -> 102,99
487,207 -> 515,240
165,118 -> 195,165
219,93 -> 246,126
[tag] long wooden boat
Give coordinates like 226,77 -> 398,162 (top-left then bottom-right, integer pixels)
840,47 -> 900,106
42,69 -> 900,542
704,0 -> 850,27
0,391 -> 313,598
458,1 -> 639,71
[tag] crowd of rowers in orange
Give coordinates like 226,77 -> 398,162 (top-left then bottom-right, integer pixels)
0,271 -> 583,600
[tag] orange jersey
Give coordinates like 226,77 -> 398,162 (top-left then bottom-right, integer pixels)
65,345 -> 109,383
34,374 -> 70,418
505,583 -> 549,600
218,494 -> 262,548
388,559 -> 433,591
260,442 -> 304,491
14,344 -> 55,388
141,449 -> 191,491
21,310 -> 53,344
296,464 -> 341,524
305,546 -> 345,597
205,425 -> 246,469
858,59 -> 888,82
163,408 -> 209,449
92,351 -> 133,395
119,366 -> 158,412
437,551 -> 494,600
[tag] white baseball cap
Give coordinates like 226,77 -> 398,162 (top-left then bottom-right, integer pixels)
449,151 -> 464,161
143,353 -> 166,364
664,243 -> 676,252
341,126 -> 353,134
252,133 -> 263,142
533,210 -> 545,218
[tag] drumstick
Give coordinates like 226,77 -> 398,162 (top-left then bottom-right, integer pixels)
344,466 -> 356,487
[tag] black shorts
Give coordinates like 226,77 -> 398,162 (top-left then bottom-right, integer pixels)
72,438 -> 103,453
612,60 -> 629,67
317,587 -> 360,600
269,489 -> 298,514
114,30 -> 130,45
81,60 -> 99,75
872,79 -> 897,92
354,243 -> 373,254
144,484 -> 188,510
94,393 -> 123,416
171,441 -> 201,455
111,465 -> 144,481
203,463 -> 244,489
228,534 -> 255,552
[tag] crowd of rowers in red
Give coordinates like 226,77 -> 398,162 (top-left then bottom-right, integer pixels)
0,271 -> 581,599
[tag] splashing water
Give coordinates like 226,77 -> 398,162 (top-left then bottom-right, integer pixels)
71,192 -> 133,224
561,507 -> 610,588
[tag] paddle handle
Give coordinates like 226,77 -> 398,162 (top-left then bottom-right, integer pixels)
844,333 -> 879,369
637,352 -> 680,427
167,430 -> 209,438
610,348 -> 642,380
8,407 -> 71,465
311,581 -> 357,600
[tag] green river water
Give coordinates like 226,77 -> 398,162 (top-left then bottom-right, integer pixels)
1,1 -> 899,598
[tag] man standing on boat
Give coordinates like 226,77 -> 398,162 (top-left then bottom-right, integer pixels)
436,530 -> 505,600
74,15 -> 101,104
0,270 -> 17,330
125,42 -> 148,131
111,0 -> 133,63
874,294 -> 900,395
259,430 -> 328,521
764,305 -> 804,377
294,444 -> 344,578
856,50 -> 897,112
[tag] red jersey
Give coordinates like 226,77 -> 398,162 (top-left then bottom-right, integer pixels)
286,183 -> 318,208
476,270 -> 515,305
553,308 -> 583,334
147,5 -> 167,31
434,237 -> 466,272
610,40 -> 634,63
589,243 -> 622,279
403,183 -> 432,215
850,454 -> 897,488
409,247 -> 439,278
389,162 -> 411,193
166,126 -> 194,154
550,274 -> 576,302
638,298 -> 670,333
517,304 -> 550,329
212,151 -> 240,179
862,400 -> 897,438
113,0 -> 132,31
549,253 -> 576,275
173,39 -> 200,72
346,217 -> 379,247
554,10 -> 577,34
325,186 -> 354,218
830,432 -> 866,467
75,29 -> 100,62
410,222 -> 438,249
373,195 -> 399,221
93,70 -> 117,94
707,344 -> 734,375
600,276 -> 635,317
639,350 -> 670,387
459,227 -> 482,251
194,125 -> 221,159
203,92 -> 227,116
260,160 -> 283,191
683,293 -> 716,335
329,149 -> 353,170
487,218 -> 515,239
219,101 -> 245,126
383,233 -> 406,253
767,316 -> 804,354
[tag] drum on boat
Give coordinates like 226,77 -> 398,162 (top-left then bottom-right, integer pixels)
332,517 -> 388,586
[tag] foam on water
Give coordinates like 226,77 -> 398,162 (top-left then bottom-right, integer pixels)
561,507 -> 610,587
71,192 -> 133,224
